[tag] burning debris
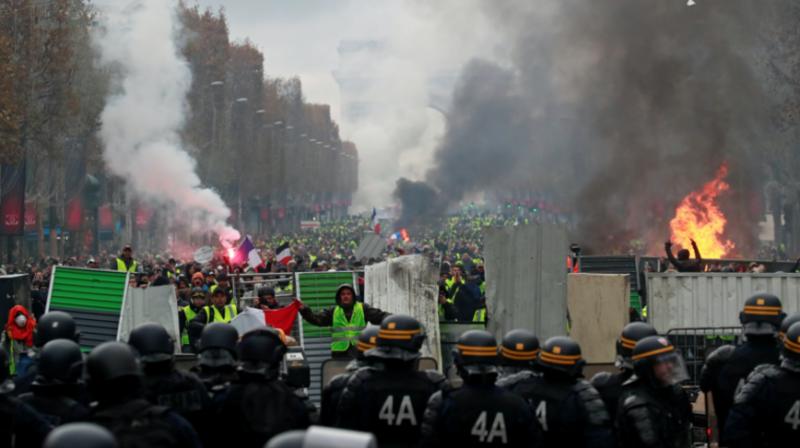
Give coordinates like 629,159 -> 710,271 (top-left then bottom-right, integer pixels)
670,163 -> 736,259
394,1 -> 775,255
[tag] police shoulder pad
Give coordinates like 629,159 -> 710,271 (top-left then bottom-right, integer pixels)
574,379 -> 610,425
733,364 -> 781,405
621,393 -> 649,411
590,371 -> 614,389
705,344 -> 736,365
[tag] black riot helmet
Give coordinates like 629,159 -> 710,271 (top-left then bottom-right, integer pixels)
35,339 -> 84,386
237,328 -> 287,378
127,322 -> 174,363
779,312 -> 800,342
537,336 -> 585,378
367,314 -> 426,362
739,293 -> 785,336
356,325 -> 380,359
87,341 -> 141,384
632,336 -> 688,389
44,423 -> 118,448
35,311 -> 79,347
781,322 -> 800,373
198,322 -> 239,368
499,329 -> 539,368
267,427 -> 377,448
616,322 -> 658,370
453,330 -> 499,377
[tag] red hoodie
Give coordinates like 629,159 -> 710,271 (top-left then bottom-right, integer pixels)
6,304 -> 35,347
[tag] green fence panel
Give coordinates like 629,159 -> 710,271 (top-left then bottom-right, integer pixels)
47,267 -> 128,350
297,272 -> 357,338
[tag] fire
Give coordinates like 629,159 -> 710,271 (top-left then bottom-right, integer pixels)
669,163 -> 735,259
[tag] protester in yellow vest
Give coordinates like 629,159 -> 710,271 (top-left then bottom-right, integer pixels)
179,287 -> 208,352
114,245 -> 138,273
297,284 -> 390,359
191,288 -> 238,327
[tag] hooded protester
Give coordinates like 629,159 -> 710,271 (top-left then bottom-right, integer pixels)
296,284 -> 389,358
2,304 -> 37,376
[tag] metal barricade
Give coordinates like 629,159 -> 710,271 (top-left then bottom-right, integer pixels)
666,327 -> 741,385
230,272 -> 299,340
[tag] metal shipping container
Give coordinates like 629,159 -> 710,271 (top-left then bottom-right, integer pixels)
646,273 -> 800,331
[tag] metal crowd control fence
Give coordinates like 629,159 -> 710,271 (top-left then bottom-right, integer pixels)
231,272 -> 300,341
665,327 -> 741,385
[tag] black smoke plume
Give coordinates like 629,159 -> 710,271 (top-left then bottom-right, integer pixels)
396,0 -> 790,254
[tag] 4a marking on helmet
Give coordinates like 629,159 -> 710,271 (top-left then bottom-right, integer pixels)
552,346 -> 561,354
757,298 -> 765,305
515,343 -> 524,350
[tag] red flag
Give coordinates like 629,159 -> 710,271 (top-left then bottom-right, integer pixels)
263,300 -> 300,334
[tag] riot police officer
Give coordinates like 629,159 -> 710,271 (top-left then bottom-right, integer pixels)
700,293 -> 785,440
18,339 -> 89,425
190,322 -> 240,401
591,322 -> 658,420
336,314 -> 445,448
420,330 -> 540,447
723,321 -> 800,447
127,322 -> 210,430
87,341 -> 201,447
320,325 -> 380,426
214,328 -> 311,447
617,335 -> 692,448
497,328 -> 540,381
0,346 -> 52,446
15,311 -> 80,396
44,422 -> 117,448
499,336 -> 613,448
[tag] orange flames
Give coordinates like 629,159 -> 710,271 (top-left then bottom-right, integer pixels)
669,163 -> 735,259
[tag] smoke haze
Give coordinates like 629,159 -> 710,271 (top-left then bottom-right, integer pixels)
94,0 -> 240,246
397,0 -> 784,253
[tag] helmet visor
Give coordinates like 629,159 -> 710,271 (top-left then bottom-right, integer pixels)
651,351 -> 689,386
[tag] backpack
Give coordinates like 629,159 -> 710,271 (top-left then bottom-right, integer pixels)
93,399 -> 180,448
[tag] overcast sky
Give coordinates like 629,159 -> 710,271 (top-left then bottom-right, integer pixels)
92,0 -> 502,207
190,0 -> 413,124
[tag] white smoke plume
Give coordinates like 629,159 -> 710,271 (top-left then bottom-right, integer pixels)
94,0 -> 240,247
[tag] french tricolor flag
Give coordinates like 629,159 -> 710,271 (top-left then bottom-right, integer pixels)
371,207 -> 381,235
231,236 -> 263,269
